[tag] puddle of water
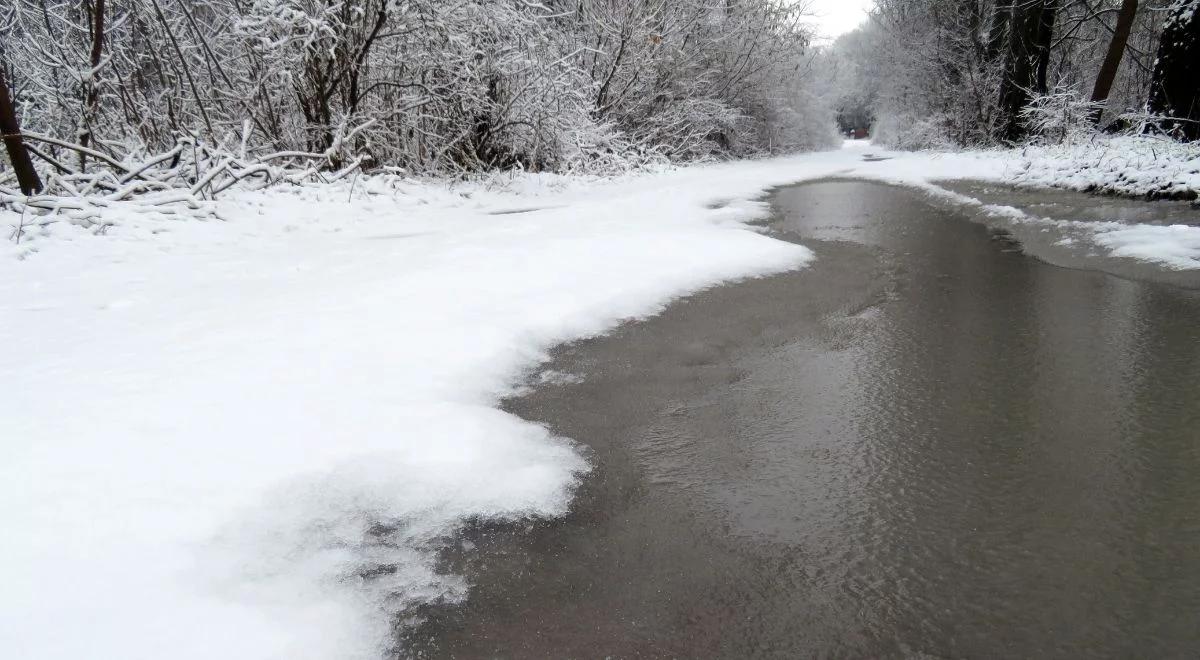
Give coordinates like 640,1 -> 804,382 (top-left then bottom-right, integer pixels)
402,181 -> 1200,658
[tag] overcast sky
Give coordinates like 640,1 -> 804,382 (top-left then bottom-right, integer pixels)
803,0 -> 873,42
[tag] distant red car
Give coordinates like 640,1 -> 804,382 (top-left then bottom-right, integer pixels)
852,128 -> 870,140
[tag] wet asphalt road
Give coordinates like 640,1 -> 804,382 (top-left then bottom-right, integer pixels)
402,180 -> 1200,659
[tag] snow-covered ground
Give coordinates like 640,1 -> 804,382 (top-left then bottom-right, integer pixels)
3,140 -> 1197,660
1089,222 -> 1200,270
1012,135 -> 1200,200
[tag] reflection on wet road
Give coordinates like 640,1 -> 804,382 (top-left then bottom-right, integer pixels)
403,181 -> 1200,658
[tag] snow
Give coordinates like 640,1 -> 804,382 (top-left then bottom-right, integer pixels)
3,141 -> 1197,660
1010,136 -> 1200,200
1091,223 -> 1200,270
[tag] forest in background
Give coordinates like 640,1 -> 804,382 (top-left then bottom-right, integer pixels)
827,0 -> 1200,150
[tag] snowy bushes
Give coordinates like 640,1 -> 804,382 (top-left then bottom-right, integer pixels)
870,113 -> 960,151
227,0 -> 613,172
1019,90 -> 1106,146
1,0 -> 835,207
757,95 -> 843,154
863,2 -> 1008,149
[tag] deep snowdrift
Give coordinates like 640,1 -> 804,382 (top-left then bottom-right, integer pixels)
2,141 -> 1196,660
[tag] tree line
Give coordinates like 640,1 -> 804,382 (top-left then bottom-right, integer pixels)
830,0 -> 1200,148
1,0 -> 836,198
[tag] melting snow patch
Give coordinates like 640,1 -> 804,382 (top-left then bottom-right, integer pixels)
1091,223 -> 1200,270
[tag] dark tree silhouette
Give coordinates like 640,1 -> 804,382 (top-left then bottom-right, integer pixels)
79,0 -> 106,170
1147,0 -> 1200,140
1089,0 -> 1139,124
0,64 -> 43,195
998,0 -> 1059,142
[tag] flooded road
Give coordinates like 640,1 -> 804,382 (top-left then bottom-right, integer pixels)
403,181 -> 1200,658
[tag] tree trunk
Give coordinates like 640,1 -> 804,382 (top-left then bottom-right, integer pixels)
1034,3 -> 1058,95
1147,0 -> 1200,140
0,65 -> 44,195
80,0 -> 106,171
998,0 -> 1058,143
1089,0 -> 1139,124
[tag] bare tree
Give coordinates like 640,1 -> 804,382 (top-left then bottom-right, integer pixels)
78,0 -> 106,170
0,64 -> 43,195
1088,0 -> 1140,123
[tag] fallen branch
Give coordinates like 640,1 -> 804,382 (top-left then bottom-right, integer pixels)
19,132 -> 138,177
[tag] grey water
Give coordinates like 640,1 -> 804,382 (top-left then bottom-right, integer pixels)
939,180 -> 1200,227
935,180 -> 1200,290
401,180 -> 1200,658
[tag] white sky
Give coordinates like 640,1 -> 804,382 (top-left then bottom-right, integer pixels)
802,0 -> 873,43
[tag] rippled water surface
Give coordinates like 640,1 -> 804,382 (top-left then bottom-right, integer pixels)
404,181 -> 1200,658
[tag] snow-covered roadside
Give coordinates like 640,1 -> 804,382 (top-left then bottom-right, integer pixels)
998,136 -> 1200,269
843,140 -> 1200,271
3,141 -> 1196,660
1010,136 -> 1200,201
